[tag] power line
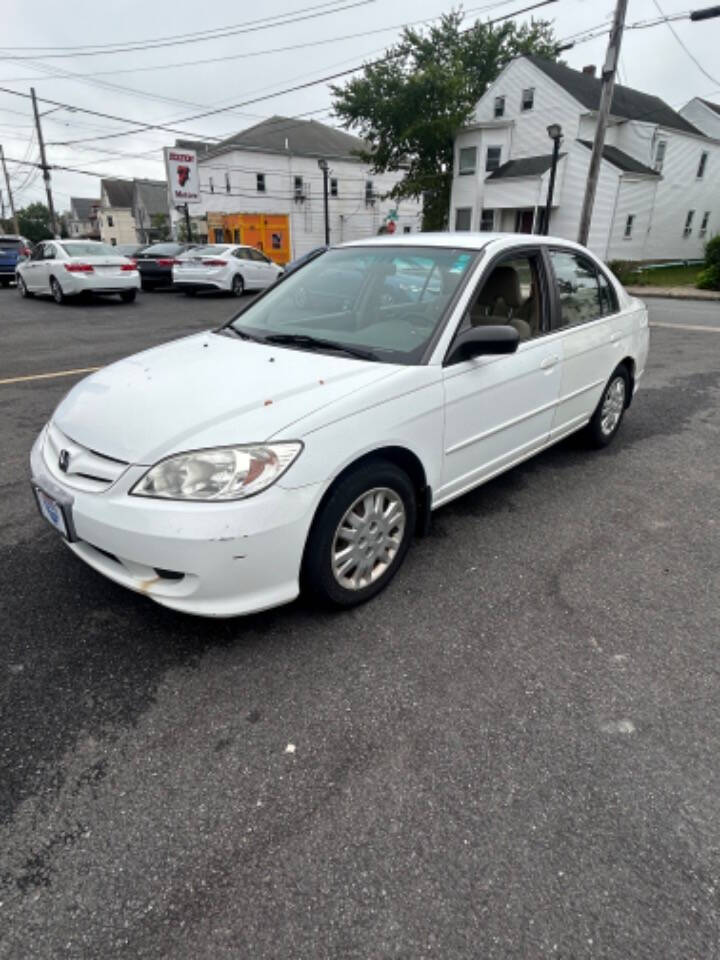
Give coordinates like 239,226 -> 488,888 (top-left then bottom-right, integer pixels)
651,0 -> 720,86
0,0 -> 374,60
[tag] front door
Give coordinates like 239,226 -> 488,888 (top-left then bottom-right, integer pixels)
515,209 -> 535,233
437,249 -> 563,505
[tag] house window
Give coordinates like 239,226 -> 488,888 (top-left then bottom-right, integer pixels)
365,180 -> 375,205
455,207 -> 472,231
107,215 -> 114,227
654,140 -> 666,172
485,146 -> 502,172
225,172 -> 231,193
683,209 -> 695,238
480,209 -> 495,232
214,228 -> 223,243
699,211 -> 711,237
624,214 -> 635,239
330,177 -> 338,197
494,96 -> 505,118
110,238 -> 117,246
294,175 -> 304,199
521,88 -> 534,111
458,146 -> 477,176
257,173 -> 266,193
403,225 -> 411,234
697,152 -> 708,179
209,176 -> 214,194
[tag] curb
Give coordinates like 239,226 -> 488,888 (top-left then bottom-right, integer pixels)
626,286 -> 720,303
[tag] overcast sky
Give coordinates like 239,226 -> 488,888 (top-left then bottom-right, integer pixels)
1,0 -> 718,213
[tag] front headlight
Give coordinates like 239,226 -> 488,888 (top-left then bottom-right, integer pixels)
130,442 -> 302,501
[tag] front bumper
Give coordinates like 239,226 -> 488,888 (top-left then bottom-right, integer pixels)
30,430 -> 321,617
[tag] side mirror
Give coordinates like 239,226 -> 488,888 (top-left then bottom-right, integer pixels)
445,325 -> 519,365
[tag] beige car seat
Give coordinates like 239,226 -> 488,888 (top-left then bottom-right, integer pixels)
470,265 -> 532,340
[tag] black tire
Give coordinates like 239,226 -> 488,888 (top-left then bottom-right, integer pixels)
120,289 -> 137,303
231,273 -> 244,297
302,460 -> 416,609
17,276 -> 32,298
586,365 -> 630,448
0,278 -> 10,288
49,276 -> 67,305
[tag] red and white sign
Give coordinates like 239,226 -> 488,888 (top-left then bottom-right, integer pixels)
164,147 -> 200,205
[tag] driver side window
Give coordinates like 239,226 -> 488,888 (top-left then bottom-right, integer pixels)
463,253 -> 546,341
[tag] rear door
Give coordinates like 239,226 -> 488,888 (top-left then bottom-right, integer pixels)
545,248 -> 619,440
231,248 -> 257,287
247,248 -> 277,287
21,243 -> 45,290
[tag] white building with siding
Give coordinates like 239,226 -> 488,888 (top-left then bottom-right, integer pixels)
178,116 -> 422,258
680,97 -> 720,140
450,55 -> 720,261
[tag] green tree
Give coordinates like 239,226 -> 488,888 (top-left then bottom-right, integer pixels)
697,234 -> 720,290
17,202 -> 53,243
150,212 -> 170,240
332,11 -> 559,230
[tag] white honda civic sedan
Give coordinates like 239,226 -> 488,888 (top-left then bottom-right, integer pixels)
30,233 -> 649,617
172,243 -> 283,296
17,239 -> 140,303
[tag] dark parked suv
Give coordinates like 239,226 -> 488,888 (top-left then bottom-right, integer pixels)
0,235 -> 32,287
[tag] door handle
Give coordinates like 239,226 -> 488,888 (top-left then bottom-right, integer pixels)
540,355 -> 560,370
609,332 -> 620,343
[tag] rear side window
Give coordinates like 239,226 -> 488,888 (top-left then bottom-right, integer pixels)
548,251 -> 605,329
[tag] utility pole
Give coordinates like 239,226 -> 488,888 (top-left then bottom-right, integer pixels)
0,145 -> 20,235
183,203 -> 192,243
577,0 -> 628,247
31,87 -> 59,238
317,158 -> 330,245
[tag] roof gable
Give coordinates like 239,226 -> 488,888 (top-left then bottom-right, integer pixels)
210,115 -> 367,160
525,55 -> 706,137
700,98 -> 720,117
486,154 -> 558,179
101,178 -> 134,208
134,179 -> 169,216
70,197 -> 96,219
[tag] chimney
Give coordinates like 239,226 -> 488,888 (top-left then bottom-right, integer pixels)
582,65 -> 597,77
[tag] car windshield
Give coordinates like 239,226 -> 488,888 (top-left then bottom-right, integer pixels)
228,245 -> 478,364
60,242 -> 119,257
142,243 -> 183,255
186,245 -> 228,257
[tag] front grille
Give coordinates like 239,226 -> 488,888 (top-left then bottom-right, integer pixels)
43,422 -> 129,492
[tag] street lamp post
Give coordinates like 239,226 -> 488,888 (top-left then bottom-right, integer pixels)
542,123 -> 563,236
317,158 -> 330,246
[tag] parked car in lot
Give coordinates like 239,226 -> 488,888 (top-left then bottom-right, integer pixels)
17,239 -> 140,304
135,241 -> 195,291
0,234 -> 32,287
115,243 -> 146,258
30,233 -> 649,617
173,243 -> 283,296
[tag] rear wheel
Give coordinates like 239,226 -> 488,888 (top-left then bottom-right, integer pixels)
587,366 -> 630,448
120,289 -> 137,303
50,276 -> 67,305
302,460 -> 416,609
231,273 -> 244,297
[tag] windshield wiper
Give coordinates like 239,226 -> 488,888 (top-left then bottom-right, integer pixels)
263,333 -> 377,361
219,325 -> 265,344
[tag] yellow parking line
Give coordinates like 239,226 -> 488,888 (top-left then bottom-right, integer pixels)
0,366 -> 100,386
650,321 -> 720,333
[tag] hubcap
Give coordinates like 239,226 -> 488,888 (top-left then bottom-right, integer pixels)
51,280 -> 61,302
233,276 -> 243,295
331,487 -> 406,591
600,376 -> 626,435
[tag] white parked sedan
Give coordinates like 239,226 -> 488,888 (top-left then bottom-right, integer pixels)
172,243 -> 283,296
17,239 -> 140,304
30,233 -> 649,617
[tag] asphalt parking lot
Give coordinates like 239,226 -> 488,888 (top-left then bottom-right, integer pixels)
1,286 -> 719,959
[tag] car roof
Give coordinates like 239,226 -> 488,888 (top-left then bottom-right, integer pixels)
339,231 -> 593,255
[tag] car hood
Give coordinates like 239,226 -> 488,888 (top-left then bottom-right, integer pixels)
53,331 -> 403,464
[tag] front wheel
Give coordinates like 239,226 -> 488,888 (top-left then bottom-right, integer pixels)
587,366 -> 630,448
231,273 -> 244,297
50,276 -> 67,305
302,461 -> 416,608
120,289 -> 137,303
